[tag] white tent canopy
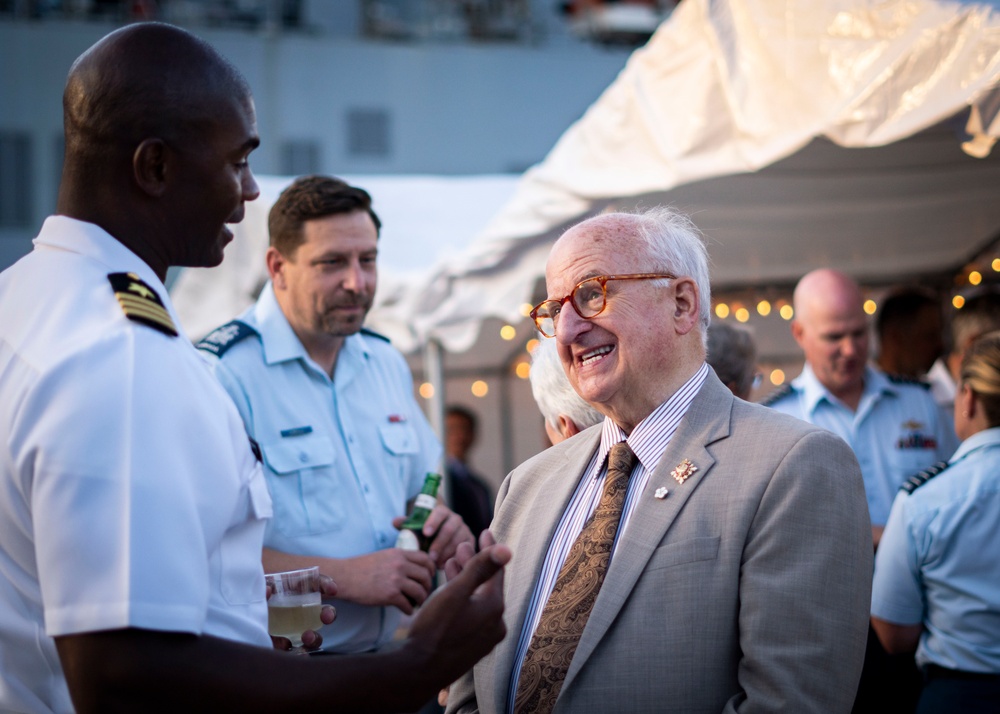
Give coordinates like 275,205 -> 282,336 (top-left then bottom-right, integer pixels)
385,0 -> 1000,357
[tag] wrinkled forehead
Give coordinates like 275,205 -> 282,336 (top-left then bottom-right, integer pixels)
546,215 -> 647,292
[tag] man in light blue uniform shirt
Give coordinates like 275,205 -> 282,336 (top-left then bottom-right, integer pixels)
200,175 -> 473,654
871,329 -> 1000,712
764,269 -> 956,714
764,269 -> 955,547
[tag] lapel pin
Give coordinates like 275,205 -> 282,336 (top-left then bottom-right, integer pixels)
654,486 -> 669,500
670,459 -> 698,485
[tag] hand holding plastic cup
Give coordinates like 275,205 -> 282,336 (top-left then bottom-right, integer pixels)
265,566 -> 323,653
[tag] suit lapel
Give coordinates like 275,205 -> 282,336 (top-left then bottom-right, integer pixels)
490,427 -> 602,714
561,375 -> 734,693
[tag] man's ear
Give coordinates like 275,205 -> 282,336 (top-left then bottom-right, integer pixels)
266,246 -> 287,288
672,277 -> 700,334
132,138 -> 168,197
558,414 -> 581,440
791,319 -> 805,348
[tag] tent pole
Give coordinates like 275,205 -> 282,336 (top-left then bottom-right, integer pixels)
424,337 -> 450,507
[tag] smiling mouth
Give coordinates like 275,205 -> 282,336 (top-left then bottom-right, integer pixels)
580,345 -> 614,366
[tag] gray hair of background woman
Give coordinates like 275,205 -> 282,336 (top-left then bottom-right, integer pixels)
707,322 -> 758,400
529,337 -> 604,431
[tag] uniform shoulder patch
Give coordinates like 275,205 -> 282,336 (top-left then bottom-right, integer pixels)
107,272 -> 177,337
757,383 -> 793,407
900,460 -> 950,494
196,320 -> 259,357
887,373 -> 931,390
360,327 -> 391,344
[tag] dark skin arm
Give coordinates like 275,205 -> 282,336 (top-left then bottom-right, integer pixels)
870,615 -> 922,655
55,543 -> 510,714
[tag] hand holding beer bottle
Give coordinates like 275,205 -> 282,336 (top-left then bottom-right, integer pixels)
396,472 -> 441,552
393,472 -> 475,568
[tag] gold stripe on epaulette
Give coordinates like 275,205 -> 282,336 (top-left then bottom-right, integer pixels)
107,272 -> 178,337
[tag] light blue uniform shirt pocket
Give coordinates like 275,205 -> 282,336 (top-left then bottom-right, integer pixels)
261,433 -> 344,537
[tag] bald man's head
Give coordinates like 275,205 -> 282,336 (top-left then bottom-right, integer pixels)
62,22 -> 250,174
791,269 -> 870,404
57,22 -> 260,281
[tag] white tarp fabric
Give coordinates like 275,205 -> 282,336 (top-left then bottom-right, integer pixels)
170,174 -> 519,340
389,0 -> 1000,355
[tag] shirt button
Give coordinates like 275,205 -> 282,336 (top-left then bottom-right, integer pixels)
299,452 -> 308,463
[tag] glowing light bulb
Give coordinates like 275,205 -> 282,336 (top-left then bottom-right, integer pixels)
471,380 -> 489,397
419,383 -> 434,399
757,300 -> 771,316
715,303 -> 730,319
770,369 -> 786,385
500,325 -> 516,340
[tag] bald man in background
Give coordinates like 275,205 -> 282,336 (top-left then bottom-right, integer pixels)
764,268 -> 956,714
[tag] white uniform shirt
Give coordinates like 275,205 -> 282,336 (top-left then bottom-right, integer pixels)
207,282 -> 440,653
0,217 -> 272,714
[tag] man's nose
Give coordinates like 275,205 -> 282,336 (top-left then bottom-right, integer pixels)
556,303 -> 590,345
242,169 -> 260,202
342,261 -> 365,291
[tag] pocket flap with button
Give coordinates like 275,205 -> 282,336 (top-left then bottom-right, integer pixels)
378,422 -> 419,455
261,433 -> 336,474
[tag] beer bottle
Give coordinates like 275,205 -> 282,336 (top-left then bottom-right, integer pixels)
396,472 -> 442,552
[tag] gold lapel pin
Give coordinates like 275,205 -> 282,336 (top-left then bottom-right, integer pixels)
670,459 -> 698,485
654,486 -> 669,500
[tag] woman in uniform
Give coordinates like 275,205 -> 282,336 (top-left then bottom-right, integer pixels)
871,330 -> 1000,713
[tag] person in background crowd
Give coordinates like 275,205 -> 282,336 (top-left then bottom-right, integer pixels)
706,322 -> 759,400
528,335 -> 604,445
199,175 -> 475,654
764,268 -> 956,714
447,207 -> 872,714
927,290 -> 1000,409
445,405 -> 494,541
875,287 -> 945,381
0,22 -> 508,714
872,330 -> 1000,713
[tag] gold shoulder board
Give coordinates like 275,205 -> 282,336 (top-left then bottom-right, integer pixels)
107,272 -> 178,337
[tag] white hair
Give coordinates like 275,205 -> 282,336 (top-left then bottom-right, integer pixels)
529,338 -> 604,431
626,206 -> 712,343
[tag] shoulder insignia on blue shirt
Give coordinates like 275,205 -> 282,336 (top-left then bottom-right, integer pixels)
900,460 -> 950,494
196,320 -> 258,357
107,272 -> 177,337
360,327 -> 390,343
757,383 -> 793,407
887,373 -> 931,390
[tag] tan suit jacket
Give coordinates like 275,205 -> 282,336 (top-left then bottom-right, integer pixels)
448,373 -> 872,714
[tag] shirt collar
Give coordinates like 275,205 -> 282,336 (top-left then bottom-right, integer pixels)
36,216 -> 166,294
795,362 -> 893,415
35,215 -> 180,327
253,281 -> 371,373
597,362 -> 711,474
949,426 -> 1000,463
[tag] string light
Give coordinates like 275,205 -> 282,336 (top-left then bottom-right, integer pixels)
515,362 -> 530,379
471,380 -> 489,397
419,382 -> 434,399
969,271 -> 982,286
953,295 -> 966,309
863,300 -> 877,315
525,338 -> 539,354
770,369 -> 785,385
715,303 -> 730,319
500,325 -> 516,340
780,304 -> 794,320
756,300 -> 771,316
519,303 -> 534,317
735,307 -> 750,323
992,258 -> 1000,272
